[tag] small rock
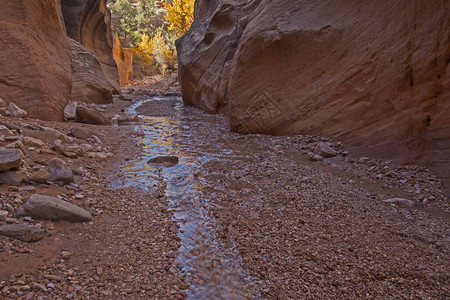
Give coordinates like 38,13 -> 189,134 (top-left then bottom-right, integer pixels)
0,224 -> 46,242
87,152 -> 112,159
69,127 -> 99,139
23,126 -> 68,144
6,203 -> 14,214
0,107 -> 9,116
29,169 -> 51,184
314,142 -> 337,158
0,148 -> 22,172
6,140 -> 26,156
64,102 -> 78,121
0,170 -> 27,186
17,194 -> 93,222
31,282 -> 47,293
148,156 -> 179,167
358,157 -> 370,163
17,186 -> 36,193
48,158 -> 74,183
23,137 -> 47,149
43,274 -> 62,281
0,98 -> 5,107
62,251 -> 72,260
76,106 -> 110,125
0,210 -> 8,218
308,152 -> 324,161
382,198 -> 414,208
0,125 -> 15,137
7,102 -> 27,118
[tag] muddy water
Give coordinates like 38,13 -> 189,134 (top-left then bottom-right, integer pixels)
121,96 -> 261,299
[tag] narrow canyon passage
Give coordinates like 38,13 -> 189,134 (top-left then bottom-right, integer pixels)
116,95 -> 448,299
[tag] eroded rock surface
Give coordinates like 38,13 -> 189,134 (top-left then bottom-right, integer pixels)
0,0 -> 72,120
61,0 -> 120,93
176,0 -> 262,113
177,0 -> 450,191
69,38 -> 117,104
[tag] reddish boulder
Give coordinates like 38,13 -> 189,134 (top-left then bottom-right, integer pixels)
0,0 -> 72,120
69,38 -> 116,104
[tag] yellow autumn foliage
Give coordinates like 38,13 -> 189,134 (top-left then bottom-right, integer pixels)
133,32 -> 176,75
164,0 -> 195,37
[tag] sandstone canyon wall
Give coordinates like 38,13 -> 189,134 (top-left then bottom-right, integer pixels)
113,35 -> 133,87
0,0 -> 120,119
177,0 -> 450,190
0,0 -> 72,120
61,0 -> 120,101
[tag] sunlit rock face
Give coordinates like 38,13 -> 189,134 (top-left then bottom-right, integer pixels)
61,0 -> 120,101
0,0 -> 72,121
177,0 -> 450,191
113,35 -> 133,87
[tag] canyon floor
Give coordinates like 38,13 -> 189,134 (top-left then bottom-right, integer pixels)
1,75 -> 449,299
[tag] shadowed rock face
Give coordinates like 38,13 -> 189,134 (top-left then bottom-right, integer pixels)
176,0 -> 262,113
177,0 -> 450,191
0,0 -> 72,121
61,0 -> 120,96
69,38 -> 116,104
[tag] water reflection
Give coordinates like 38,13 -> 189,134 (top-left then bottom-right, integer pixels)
121,97 -> 257,299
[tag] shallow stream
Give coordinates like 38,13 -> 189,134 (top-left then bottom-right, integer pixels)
121,96 -> 260,299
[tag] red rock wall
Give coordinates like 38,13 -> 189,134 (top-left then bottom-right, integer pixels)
61,0 -> 120,96
113,35 -> 133,87
177,0 -> 450,190
176,0 -> 262,113
0,0 -> 72,121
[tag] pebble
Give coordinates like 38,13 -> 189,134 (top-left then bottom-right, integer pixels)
62,251 -> 72,260
32,282 -> 47,293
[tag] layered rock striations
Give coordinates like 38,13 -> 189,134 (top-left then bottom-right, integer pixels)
0,0 -> 72,121
61,0 -> 120,96
177,0 -> 450,190
176,0 -> 262,113
0,0 -> 120,118
69,38 -> 117,104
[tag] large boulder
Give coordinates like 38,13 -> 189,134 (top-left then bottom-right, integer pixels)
17,194 -> 93,222
0,0 -> 72,121
69,38 -> 117,104
61,0 -> 120,94
178,0 -> 450,192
